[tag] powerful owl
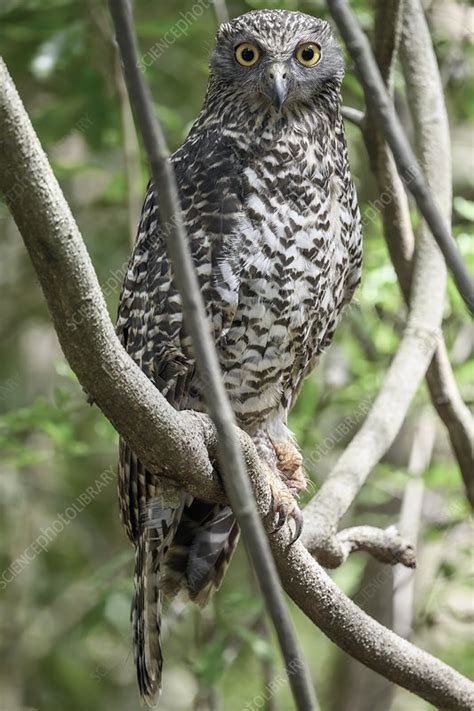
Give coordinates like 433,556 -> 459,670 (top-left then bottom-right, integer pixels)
116,9 -> 362,704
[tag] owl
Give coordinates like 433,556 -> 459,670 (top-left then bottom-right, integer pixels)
116,9 -> 362,704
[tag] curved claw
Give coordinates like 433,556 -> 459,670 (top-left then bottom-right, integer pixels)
289,506 -> 303,544
272,503 -> 288,532
271,501 -> 303,543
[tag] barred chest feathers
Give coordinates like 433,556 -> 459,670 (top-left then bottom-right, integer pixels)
214,109 -> 358,427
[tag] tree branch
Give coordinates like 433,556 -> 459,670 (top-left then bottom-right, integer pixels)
327,0 -> 474,314
1,45 -> 473,711
393,410 -> 434,639
400,0 -> 474,507
332,525 -> 416,568
107,3 -> 318,709
341,105 -> 365,127
360,0 -> 474,507
212,0 -> 229,26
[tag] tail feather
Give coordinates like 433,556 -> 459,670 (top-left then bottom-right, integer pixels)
132,531 -> 164,705
121,438 -> 188,706
162,501 -> 240,607
119,441 -> 239,705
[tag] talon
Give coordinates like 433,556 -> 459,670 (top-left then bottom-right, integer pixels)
275,504 -> 288,531
289,507 -> 303,544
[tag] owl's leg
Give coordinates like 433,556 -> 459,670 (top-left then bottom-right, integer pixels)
253,430 -> 304,543
272,439 -> 307,496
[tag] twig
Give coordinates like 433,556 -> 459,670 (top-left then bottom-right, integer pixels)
341,105 -> 365,127
107,2 -> 318,709
1,56 -> 474,710
326,0 -> 474,314
212,0 -> 229,26
113,37 -> 142,246
331,525 -> 416,569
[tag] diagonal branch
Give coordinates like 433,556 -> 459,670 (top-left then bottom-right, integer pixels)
107,3 -> 318,709
400,0 -> 474,506
362,0 -> 474,507
326,0 -> 474,314
1,55 -> 473,711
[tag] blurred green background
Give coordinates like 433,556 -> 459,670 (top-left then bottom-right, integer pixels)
0,1 -> 473,710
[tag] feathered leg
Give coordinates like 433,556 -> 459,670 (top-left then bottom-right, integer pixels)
253,429 -> 307,542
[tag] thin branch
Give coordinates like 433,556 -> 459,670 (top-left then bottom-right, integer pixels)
393,410 -> 434,639
212,0 -> 229,26
326,0 -> 474,314
89,0 -> 143,247
107,2 -> 318,710
425,347 -> 474,506
1,56 -> 473,711
332,525 -> 416,569
113,33 -> 142,246
341,105 -> 365,127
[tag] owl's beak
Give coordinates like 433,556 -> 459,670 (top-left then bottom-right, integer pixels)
266,64 -> 289,111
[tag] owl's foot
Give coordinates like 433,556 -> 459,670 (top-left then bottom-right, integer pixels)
272,439 -> 307,496
265,465 -> 303,543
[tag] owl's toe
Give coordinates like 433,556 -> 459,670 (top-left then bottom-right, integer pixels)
268,475 -> 303,543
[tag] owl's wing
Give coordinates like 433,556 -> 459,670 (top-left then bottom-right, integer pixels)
116,129 -> 244,702
116,127 -> 245,539
116,128 -> 244,406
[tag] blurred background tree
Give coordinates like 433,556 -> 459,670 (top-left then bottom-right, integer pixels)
0,1 -> 472,709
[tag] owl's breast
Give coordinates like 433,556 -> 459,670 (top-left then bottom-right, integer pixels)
215,156 -> 352,427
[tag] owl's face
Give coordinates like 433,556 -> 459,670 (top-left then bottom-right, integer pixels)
210,10 -> 344,111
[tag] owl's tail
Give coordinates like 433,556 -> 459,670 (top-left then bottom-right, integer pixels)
132,500 -> 184,706
161,501 -> 240,607
132,498 -> 239,706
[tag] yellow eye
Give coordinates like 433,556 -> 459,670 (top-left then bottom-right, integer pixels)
235,43 -> 260,67
295,42 -> 321,67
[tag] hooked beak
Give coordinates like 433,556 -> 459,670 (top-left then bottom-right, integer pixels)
266,64 -> 289,111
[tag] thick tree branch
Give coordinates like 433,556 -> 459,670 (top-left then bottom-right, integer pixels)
361,0 -> 474,507
108,3 -> 318,709
400,0 -> 474,506
1,49 -> 473,711
327,0 -> 474,314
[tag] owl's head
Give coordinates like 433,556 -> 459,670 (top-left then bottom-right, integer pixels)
210,10 -> 344,111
